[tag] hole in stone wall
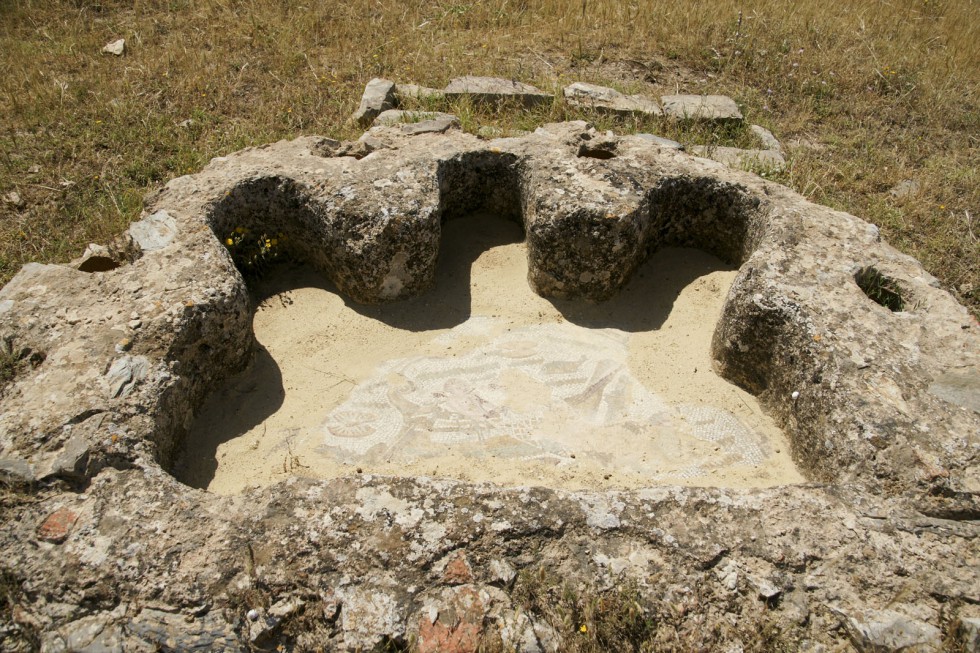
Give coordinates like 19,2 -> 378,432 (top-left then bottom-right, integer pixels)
577,144 -> 617,159
855,266 -> 907,312
77,256 -> 120,273
174,210 -> 801,495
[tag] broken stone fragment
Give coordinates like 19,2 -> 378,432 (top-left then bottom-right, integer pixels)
563,82 -> 662,117
105,355 -> 149,399
690,145 -> 786,172
444,75 -> 553,107
36,506 -> 79,543
351,78 -> 397,127
488,558 -> 517,586
128,210 -> 177,253
41,431 -> 93,481
3,190 -> 25,209
632,132 -> 684,150
0,457 -> 34,484
73,243 -> 120,273
661,94 -> 743,122
889,179 -> 921,199
395,83 -> 446,103
102,38 -> 125,56
750,124 -> 783,152
441,552 -> 475,585
314,135 -> 386,159
958,618 -> 980,652
839,608 -> 943,653
373,109 -> 460,134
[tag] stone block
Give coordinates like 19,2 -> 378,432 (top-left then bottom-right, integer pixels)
444,76 -> 552,107
662,94 -> 743,121
352,78 -> 397,127
563,82 -> 662,117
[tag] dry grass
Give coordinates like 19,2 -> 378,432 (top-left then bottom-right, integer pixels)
0,0 -> 977,315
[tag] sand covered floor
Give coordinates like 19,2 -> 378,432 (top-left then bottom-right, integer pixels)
176,213 -> 803,495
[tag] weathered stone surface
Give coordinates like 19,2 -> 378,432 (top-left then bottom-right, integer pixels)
958,617 -> 980,652
0,121 -> 978,651
101,39 -> 125,56
750,124 -> 783,152
890,179 -> 921,199
929,368 -> 980,413
373,109 -> 460,134
128,608 -> 241,651
128,209 -> 177,252
839,608 -> 943,652
0,457 -> 33,484
691,145 -> 786,171
395,83 -> 446,102
634,132 -> 684,150
351,77 -> 397,126
444,76 -> 553,107
662,94 -> 743,121
563,82 -> 662,116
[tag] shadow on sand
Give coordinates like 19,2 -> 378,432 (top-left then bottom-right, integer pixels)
173,212 -> 734,490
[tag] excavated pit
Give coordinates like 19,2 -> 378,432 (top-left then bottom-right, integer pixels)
176,212 -> 802,494
170,140 -> 805,495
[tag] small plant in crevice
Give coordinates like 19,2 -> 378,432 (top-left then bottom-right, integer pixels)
223,226 -> 288,279
855,266 -> 907,312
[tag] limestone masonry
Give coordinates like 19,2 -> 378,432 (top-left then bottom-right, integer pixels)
0,115 -> 978,651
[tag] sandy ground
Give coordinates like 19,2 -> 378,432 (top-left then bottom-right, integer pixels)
176,213 -> 803,495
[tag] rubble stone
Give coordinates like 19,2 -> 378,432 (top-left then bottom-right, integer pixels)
373,109 -> 460,134
351,78 -> 397,127
691,145 -> 786,172
563,82 -> 662,116
444,76 -> 553,107
662,94 -> 743,121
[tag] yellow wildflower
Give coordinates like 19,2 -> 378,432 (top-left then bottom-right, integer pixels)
226,238 -> 234,246
579,624 -> 588,633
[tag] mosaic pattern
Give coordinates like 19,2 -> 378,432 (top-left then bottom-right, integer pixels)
318,320 -> 767,478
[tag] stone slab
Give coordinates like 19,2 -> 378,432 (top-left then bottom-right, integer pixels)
372,109 -> 460,134
563,82 -> 662,117
395,83 -> 446,103
662,94 -> 743,121
444,76 -> 553,107
691,145 -> 786,172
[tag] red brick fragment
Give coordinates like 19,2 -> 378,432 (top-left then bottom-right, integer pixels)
37,507 -> 78,543
417,585 -> 485,653
442,553 -> 474,585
